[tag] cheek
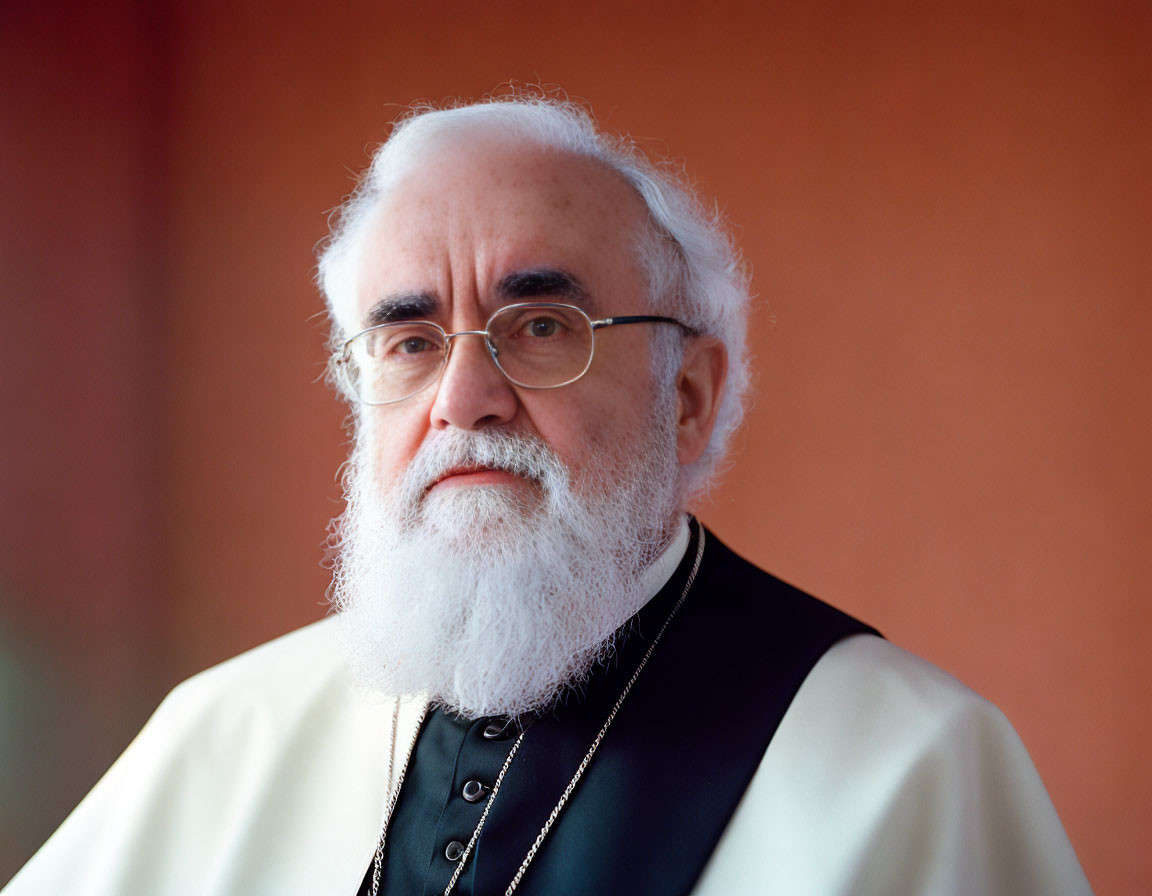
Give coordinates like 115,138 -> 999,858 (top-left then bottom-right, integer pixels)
523,386 -> 651,471
589,352 -> 660,434
359,406 -> 430,480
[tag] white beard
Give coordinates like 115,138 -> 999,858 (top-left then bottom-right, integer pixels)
328,417 -> 682,719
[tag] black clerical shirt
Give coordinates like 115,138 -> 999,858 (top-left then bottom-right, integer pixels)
364,709 -> 521,894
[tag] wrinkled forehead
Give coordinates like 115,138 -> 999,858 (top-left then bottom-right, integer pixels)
338,138 -> 652,332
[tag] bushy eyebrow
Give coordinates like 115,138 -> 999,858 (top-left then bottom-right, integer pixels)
362,269 -> 586,328
365,292 -> 438,326
496,268 -> 589,306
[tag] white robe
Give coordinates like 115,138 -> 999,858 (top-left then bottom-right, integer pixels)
3,618 -> 1091,895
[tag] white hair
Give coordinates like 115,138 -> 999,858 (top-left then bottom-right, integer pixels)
317,93 -> 752,498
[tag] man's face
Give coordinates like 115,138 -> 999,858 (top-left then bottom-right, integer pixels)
350,137 -> 665,508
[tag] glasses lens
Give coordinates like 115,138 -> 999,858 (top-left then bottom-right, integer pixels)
345,322 -> 446,404
488,305 -> 594,388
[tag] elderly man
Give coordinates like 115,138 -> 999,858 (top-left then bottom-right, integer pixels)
5,97 -> 1090,895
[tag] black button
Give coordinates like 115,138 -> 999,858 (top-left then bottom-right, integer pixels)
445,840 -> 466,862
482,719 -> 511,739
462,779 -> 486,803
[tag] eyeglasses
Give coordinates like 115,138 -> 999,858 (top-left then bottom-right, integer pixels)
332,302 -> 694,406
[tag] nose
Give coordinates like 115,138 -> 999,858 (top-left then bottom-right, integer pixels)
429,332 -> 519,431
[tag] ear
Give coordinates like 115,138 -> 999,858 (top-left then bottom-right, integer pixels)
675,336 -> 727,466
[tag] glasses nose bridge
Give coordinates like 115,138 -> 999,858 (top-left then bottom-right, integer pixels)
441,327 -> 502,373
444,328 -> 491,343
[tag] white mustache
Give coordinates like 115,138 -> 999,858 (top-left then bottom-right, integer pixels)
397,430 -> 567,500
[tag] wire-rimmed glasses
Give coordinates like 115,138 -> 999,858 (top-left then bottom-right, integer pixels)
332,302 -> 694,406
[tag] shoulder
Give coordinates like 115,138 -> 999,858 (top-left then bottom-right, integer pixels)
695,634 -> 1092,895
136,615 -> 397,785
761,634 -> 1020,833
790,633 -> 1003,744
2,617 -> 396,896
775,634 -> 1046,838
153,616 -> 355,728
104,615 -> 371,781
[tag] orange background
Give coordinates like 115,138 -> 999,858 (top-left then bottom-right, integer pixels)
2,1 -> 1148,890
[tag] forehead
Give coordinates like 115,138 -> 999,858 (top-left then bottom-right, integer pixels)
351,139 -> 650,323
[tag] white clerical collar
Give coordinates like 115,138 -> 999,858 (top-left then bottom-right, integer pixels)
637,514 -> 692,606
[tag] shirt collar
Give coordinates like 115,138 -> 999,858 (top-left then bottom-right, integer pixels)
637,514 -> 691,606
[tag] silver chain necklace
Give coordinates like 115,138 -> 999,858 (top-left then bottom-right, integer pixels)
369,526 -> 706,896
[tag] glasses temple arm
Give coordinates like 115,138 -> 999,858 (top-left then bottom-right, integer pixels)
591,315 -> 700,336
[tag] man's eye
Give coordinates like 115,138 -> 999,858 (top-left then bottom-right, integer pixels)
398,336 -> 433,354
526,317 -> 561,338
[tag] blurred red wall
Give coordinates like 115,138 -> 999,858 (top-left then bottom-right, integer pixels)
3,0 -> 1149,890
